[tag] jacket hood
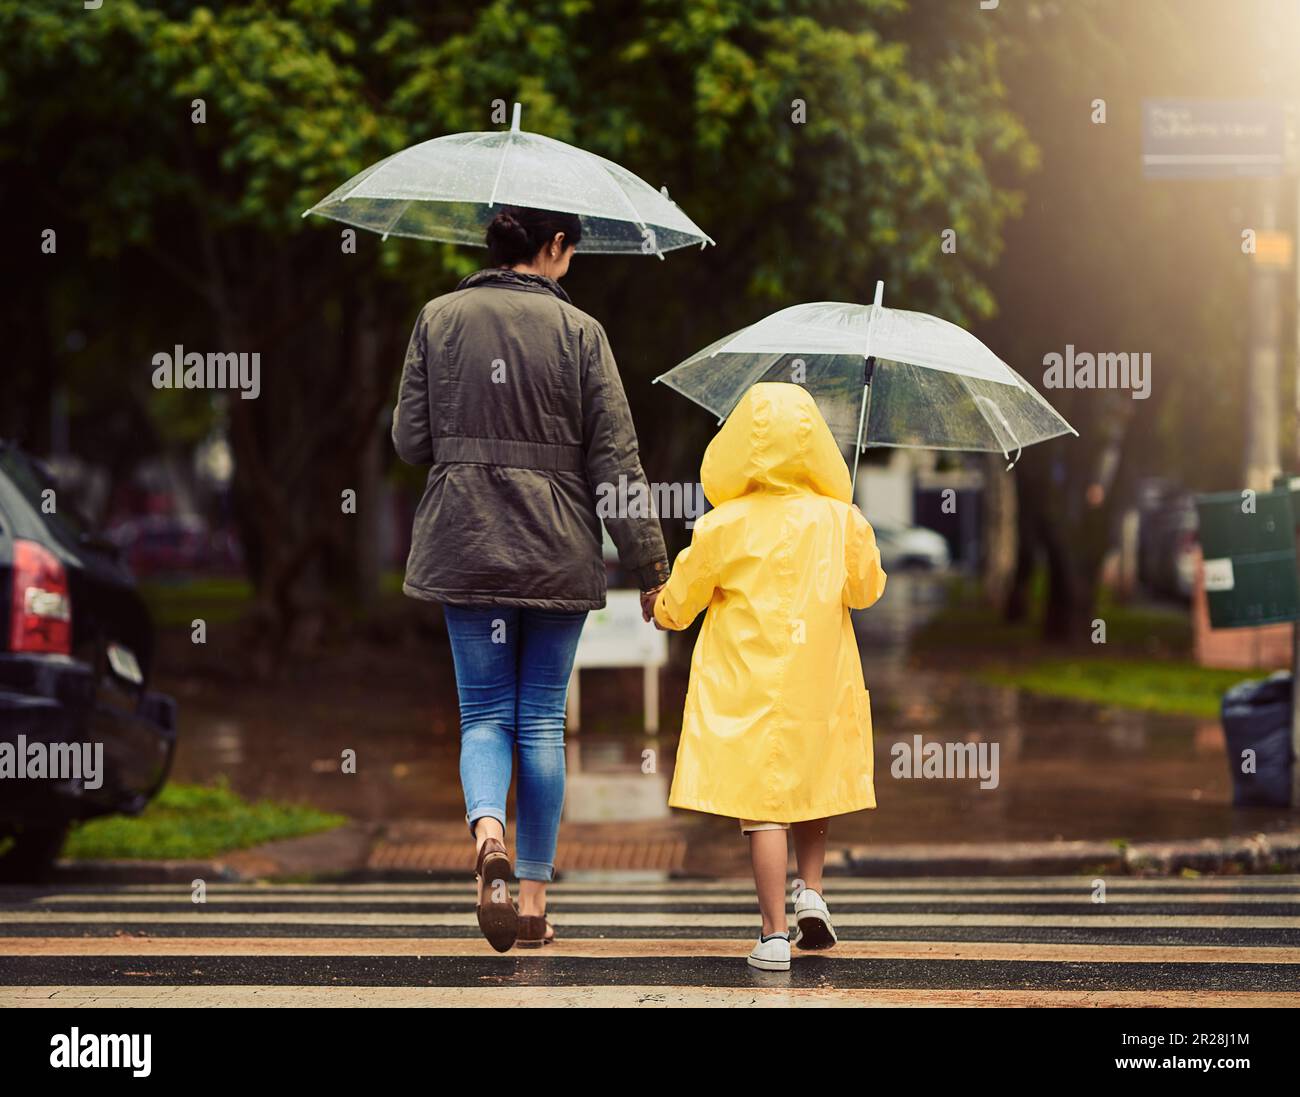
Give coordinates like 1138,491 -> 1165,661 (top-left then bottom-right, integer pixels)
456,267 -> 572,304
701,382 -> 852,506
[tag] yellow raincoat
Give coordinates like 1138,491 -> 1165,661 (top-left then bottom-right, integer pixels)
654,382 -> 887,822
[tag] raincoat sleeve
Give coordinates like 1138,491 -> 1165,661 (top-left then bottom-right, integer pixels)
844,507 -> 887,609
580,321 -> 669,591
653,524 -> 716,630
392,308 -> 434,465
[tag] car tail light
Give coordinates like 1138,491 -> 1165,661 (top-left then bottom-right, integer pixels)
9,540 -> 72,654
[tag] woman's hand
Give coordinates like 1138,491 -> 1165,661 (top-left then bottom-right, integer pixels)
640,583 -> 664,623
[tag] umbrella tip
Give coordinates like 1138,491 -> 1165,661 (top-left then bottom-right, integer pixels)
873,280 -> 884,307
511,102 -> 522,132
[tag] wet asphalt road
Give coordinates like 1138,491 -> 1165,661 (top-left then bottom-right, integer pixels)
2,876 -> 1298,1006
161,575 -> 1299,849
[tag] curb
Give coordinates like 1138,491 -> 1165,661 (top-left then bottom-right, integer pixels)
43,827 -> 1300,883
833,829 -> 1300,877
47,822 -> 380,886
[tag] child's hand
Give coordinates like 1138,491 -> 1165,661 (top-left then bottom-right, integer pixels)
639,583 -> 664,623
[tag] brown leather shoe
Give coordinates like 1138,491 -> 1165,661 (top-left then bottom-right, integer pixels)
516,915 -> 555,948
474,838 -> 517,953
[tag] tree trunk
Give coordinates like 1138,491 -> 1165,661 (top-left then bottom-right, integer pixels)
981,453 -> 1018,614
1040,518 -> 1099,646
1004,474 -> 1038,624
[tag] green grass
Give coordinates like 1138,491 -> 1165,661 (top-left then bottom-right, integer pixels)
138,576 -> 254,628
979,658 -> 1271,719
63,779 -> 346,860
916,575 -> 1270,717
914,576 -> 1193,658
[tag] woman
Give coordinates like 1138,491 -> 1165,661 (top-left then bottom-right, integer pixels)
391,205 -> 669,952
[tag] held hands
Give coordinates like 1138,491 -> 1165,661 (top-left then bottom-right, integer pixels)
640,583 -> 664,625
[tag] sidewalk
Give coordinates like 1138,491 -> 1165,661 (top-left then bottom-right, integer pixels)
111,574 -> 1297,885
51,816 -> 1300,884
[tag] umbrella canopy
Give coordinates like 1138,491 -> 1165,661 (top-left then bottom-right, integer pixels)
304,103 -> 713,257
655,282 -> 1076,488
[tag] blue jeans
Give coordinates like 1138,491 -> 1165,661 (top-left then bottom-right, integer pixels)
443,605 -> 587,883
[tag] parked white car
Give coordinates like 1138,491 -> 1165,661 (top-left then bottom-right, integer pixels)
872,525 -> 951,572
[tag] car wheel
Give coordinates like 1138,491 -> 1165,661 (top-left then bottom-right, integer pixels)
0,823 -> 70,882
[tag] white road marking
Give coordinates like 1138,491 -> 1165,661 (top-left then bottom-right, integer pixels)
4,985 -> 1296,1008
3,911 -> 1297,928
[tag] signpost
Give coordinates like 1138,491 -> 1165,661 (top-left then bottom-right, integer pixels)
1141,98 -> 1286,180
567,589 -> 668,734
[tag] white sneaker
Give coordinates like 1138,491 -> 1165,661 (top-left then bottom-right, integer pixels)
747,932 -> 791,971
792,888 -> 837,951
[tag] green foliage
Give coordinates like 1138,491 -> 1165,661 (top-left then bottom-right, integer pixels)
63,777 -> 346,860
3,0 -> 1033,354
980,658 -> 1270,720
2,0 -> 1036,634
138,576 -> 255,627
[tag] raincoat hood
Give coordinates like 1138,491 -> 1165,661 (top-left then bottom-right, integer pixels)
654,380 -> 887,823
701,382 -> 852,507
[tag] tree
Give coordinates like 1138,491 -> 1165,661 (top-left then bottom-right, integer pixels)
3,0 -> 1036,663
981,0 -> 1298,642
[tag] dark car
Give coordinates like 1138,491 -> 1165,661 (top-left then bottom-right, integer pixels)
0,441 -> 177,879
106,513 -> 243,577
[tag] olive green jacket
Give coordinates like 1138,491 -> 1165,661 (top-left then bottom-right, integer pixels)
392,268 -> 669,609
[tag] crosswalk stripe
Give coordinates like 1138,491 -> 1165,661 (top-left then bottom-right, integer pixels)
3,910 -> 1297,928
4,936 -> 1298,964
23,891 -> 1300,906
7,923 -> 1297,946
25,877 -> 1300,892
5,877 -> 1300,1003
3,985 -> 1294,1007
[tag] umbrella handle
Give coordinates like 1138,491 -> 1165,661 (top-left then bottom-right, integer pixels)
851,281 -> 885,501
850,378 -> 874,500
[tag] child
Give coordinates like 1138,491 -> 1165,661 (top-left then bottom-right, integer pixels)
654,382 -> 886,971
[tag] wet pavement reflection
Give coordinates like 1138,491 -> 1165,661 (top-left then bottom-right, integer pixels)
162,574 -> 1296,850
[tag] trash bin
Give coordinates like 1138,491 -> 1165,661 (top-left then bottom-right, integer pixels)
1194,487 -> 1299,629
1220,673 -> 1295,807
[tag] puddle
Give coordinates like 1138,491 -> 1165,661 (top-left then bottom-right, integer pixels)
159,575 -> 1295,846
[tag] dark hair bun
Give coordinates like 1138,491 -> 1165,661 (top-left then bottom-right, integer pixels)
486,211 -> 533,265
485,205 -> 584,266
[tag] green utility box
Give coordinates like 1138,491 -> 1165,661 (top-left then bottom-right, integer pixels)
1195,484 -> 1300,629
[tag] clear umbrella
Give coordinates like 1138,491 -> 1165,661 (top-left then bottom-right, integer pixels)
655,281 -> 1077,492
304,103 -> 713,258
